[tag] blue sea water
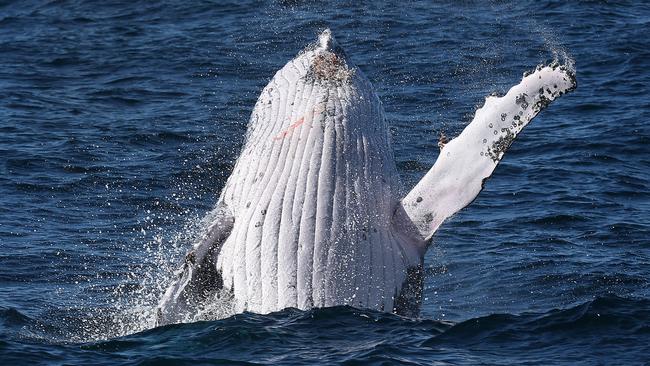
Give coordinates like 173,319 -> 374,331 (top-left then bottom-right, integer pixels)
1,0 -> 649,364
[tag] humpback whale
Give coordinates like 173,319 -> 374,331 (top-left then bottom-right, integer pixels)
156,29 -> 576,325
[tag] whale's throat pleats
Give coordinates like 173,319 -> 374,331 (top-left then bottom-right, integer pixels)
215,43 -> 422,314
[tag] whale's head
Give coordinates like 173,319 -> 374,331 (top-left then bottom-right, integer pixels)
241,28 -> 393,154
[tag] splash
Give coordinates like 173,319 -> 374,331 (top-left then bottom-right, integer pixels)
536,25 -> 576,74
105,199 -> 238,338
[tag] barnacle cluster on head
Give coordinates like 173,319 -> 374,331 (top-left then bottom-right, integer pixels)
308,51 -> 354,84
304,29 -> 355,85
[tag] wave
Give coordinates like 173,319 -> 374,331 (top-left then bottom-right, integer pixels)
3,296 -> 646,365
0,307 -> 31,329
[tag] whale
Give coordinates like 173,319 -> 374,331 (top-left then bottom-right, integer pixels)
156,29 -> 576,325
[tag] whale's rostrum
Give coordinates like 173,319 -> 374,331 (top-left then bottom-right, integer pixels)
156,29 -> 577,325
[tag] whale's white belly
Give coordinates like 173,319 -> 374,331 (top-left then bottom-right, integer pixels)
214,45 -> 420,314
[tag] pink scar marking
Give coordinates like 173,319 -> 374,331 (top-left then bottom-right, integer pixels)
273,117 -> 305,141
273,105 -> 326,141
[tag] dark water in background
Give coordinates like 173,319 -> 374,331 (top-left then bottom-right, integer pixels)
1,0 -> 649,364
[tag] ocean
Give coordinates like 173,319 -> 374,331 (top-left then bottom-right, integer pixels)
1,0 -> 649,364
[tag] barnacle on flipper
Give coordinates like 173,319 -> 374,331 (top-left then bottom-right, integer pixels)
438,131 -> 449,150
487,128 -> 516,163
526,61 -> 578,92
515,93 -> 529,109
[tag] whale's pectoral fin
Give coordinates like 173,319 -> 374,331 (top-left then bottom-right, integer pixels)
156,203 -> 234,326
400,63 -> 576,243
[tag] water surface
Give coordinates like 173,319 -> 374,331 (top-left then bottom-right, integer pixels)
1,1 -> 649,364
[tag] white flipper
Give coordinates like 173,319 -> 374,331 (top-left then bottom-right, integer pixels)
156,203 -> 234,325
401,63 -> 577,242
